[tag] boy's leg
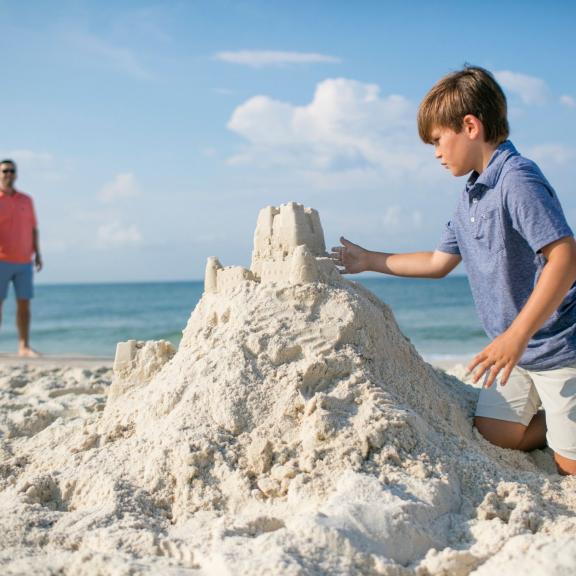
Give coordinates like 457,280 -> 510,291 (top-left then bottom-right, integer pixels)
474,365 -> 543,449
532,364 -> 576,476
474,412 -> 546,451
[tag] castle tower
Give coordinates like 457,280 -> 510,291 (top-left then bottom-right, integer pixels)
250,202 -> 327,280
289,245 -> 320,284
204,256 -> 223,293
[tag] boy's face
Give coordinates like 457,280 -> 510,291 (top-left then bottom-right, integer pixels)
430,126 -> 478,177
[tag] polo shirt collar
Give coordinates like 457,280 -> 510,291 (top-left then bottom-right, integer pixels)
466,140 -> 518,192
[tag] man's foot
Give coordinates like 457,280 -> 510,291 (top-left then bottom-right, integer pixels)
18,346 -> 40,358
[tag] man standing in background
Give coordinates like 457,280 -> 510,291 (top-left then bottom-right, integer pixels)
0,159 -> 42,356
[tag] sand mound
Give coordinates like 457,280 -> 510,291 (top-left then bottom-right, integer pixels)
0,202 -> 575,575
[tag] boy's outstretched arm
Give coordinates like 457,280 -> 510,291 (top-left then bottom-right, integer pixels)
469,236 -> 576,388
330,237 -> 462,278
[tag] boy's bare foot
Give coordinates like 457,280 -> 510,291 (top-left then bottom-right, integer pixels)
18,347 -> 41,358
555,453 -> 576,476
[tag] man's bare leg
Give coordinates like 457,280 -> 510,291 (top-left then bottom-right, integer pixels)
16,299 -> 39,357
475,413 -> 575,475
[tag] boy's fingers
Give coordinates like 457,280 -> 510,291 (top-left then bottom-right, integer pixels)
499,363 -> 514,386
340,236 -> 354,247
484,363 -> 504,388
472,359 -> 493,383
467,354 -> 485,375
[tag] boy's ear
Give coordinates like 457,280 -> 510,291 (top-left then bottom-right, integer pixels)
462,114 -> 483,139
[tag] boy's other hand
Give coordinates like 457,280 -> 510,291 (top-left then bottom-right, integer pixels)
467,329 -> 530,388
330,237 -> 370,274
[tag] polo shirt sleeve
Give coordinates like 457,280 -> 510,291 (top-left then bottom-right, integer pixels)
436,218 -> 461,255
503,165 -> 573,253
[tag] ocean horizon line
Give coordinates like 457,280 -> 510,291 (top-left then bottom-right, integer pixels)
34,272 -> 469,288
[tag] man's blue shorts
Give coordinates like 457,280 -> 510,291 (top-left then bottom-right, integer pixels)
0,262 -> 34,300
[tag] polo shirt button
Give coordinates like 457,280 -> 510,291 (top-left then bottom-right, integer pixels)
470,217 -> 475,222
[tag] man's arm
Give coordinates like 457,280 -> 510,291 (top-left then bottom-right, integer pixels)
331,237 -> 462,278
33,228 -> 42,272
469,236 -> 576,387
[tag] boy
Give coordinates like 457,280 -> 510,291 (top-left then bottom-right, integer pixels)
331,66 -> 576,475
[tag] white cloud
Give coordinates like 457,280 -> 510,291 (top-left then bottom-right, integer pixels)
227,77 -> 430,183
494,71 -> 549,105
0,149 -> 70,182
70,31 -> 150,79
525,143 -> 576,166
200,147 -> 217,157
412,210 -> 423,229
381,206 -> 423,233
382,205 -> 402,230
0,149 -> 53,166
560,95 -> 576,108
42,239 -> 69,254
99,172 -> 139,203
97,221 -> 142,248
214,50 -> 340,68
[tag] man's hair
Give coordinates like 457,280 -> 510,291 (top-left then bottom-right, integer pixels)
0,159 -> 16,168
418,65 -> 509,144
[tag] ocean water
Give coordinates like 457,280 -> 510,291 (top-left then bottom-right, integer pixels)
0,276 -> 489,361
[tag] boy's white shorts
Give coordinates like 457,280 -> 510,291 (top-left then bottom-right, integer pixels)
475,362 -> 576,460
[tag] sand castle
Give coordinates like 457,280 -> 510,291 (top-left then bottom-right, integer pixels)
204,202 -> 333,293
1,203 -> 576,575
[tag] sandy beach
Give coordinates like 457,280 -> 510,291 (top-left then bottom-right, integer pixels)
0,204 -> 575,575
0,351 -> 573,575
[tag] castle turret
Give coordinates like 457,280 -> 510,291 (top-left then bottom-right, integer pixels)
274,202 -> 309,252
114,340 -> 138,373
289,245 -> 320,284
204,257 -> 223,294
306,208 -> 326,254
251,205 -> 279,275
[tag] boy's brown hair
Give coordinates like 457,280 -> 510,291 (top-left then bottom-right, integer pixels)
418,65 -> 509,145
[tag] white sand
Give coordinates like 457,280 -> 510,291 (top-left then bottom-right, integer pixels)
0,203 -> 575,575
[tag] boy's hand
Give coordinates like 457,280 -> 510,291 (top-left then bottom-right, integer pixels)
467,329 -> 530,388
330,237 -> 371,274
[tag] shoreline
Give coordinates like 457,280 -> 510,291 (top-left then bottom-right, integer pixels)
0,352 -> 469,372
0,352 -> 471,374
0,353 -> 113,368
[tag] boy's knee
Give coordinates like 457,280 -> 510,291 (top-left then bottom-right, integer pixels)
474,416 -> 526,450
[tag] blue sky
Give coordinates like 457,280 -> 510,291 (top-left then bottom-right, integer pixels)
2,0 -> 575,283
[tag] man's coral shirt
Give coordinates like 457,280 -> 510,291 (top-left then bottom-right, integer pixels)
0,190 -> 37,263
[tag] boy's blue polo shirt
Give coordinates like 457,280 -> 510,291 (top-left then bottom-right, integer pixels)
437,140 -> 576,371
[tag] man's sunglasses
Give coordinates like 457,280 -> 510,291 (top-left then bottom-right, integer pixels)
1,169 -> 15,174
